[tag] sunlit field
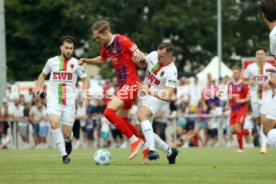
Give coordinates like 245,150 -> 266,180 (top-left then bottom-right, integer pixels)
0,148 -> 275,184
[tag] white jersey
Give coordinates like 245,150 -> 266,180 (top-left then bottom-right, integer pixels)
42,56 -> 87,105
243,62 -> 273,102
270,26 -> 276,56
144,51 -> 177,92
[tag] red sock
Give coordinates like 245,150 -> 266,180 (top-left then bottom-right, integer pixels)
123,117 -> 139,137
104,108 -> 134,139
237,131 -> 243,150
241,129 -> 249,135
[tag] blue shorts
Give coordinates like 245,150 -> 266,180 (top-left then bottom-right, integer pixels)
198,121 -> 208,129
39,126 -> 49,138
86,128 -> 94,140
32,124 -> 40,136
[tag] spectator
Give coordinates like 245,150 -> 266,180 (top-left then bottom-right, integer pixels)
0,99 -> 13,148
153,103 -> 170,142
73,100 -> 86,148
29,99 -> 46,148
13,100 -> 25,148
207,102 -> 222,147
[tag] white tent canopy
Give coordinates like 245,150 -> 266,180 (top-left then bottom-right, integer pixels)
196,56 -> 232,83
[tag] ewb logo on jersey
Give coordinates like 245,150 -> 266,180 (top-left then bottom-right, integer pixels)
70,64 -> 74,69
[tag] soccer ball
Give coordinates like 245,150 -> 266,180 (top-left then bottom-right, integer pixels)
93,149 -> 111,165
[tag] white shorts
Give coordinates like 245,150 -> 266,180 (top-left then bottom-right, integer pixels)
251,96 -> 272,118
243,115 -> 254,130
266,95 -> 276,120
47,102 -> 76,126
138,95 -> 167,122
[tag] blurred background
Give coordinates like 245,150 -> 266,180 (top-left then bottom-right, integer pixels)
0,0 -> 270,150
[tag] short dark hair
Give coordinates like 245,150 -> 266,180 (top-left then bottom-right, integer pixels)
59,35 -> 76,46
92,20 -> 111,33
158,42 -> 175,54
255,47 -> 266,53
232,66 -> 241,71
260,0 -> 276,22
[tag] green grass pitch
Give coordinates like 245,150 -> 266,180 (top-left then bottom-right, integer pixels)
0,148 -> 275,184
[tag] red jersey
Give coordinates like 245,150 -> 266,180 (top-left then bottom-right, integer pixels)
228,81 -> 249,112
100,34 -> 140,87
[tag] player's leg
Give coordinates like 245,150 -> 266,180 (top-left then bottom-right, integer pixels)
264,120 -> 276,146
137,105 -> 160,160
104,96 -> 143,159
235,112 -> 248,152
153,133 -> 179,164
259,97 -> 270,153
263,96 -> 276,147
117,109 -> 139,138
61,104 -> 77,157
48,114 -> 69,163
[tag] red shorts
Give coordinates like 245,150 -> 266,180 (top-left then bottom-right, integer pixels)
116,80 -> 139,110
230,111 -> 247,126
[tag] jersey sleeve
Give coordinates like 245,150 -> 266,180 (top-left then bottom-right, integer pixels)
145,51 -> 156,64
165,69 -> 178,88
42,59 -> 51,75
76,65 -> 87,79
100,45 -> 107,60
122,36 -> 138,55
270,31 -> 276,56
243,66 -> 251,79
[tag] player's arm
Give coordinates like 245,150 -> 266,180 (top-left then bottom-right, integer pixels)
268,76 -> 276,87
79,56 -> 106,65
81,77 -> 90,92
36,72 -> 47,98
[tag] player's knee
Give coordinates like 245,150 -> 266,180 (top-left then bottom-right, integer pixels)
137,112 -> 146,122
63,131 -> 71,138
263,122 -> 274,136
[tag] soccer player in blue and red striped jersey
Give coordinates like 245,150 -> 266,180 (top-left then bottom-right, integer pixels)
225,66 -> 250,152
79,20 -> 145,159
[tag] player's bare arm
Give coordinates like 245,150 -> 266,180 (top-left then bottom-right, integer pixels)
35,72 -> 47,98
81,77 -> 91,101
79,56 -> 106,65
268,76 -> 276,87
132,49 -> 145,63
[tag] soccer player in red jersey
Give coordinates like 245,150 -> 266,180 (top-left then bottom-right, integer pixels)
225,66 -> 250,152
79,20 -> 145,159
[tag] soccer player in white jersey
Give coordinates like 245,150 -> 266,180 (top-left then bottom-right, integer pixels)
136,42 -> 179,164
243,48 -> 273,154
260,0 -> 276,148
35,36 -> 90,164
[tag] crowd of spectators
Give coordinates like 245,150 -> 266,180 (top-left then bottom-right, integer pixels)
0,73 -> 259,150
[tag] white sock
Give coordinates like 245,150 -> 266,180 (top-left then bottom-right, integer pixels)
51,128 -> 67,156
260,125 -> 268,147
129,135 -> 138,144
141,120 -> 155,151
267,129 -> 276,147
142,141 -> 149,150
154,133 -> 172,156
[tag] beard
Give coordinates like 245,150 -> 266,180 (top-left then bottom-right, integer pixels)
63,53 -> 72,59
